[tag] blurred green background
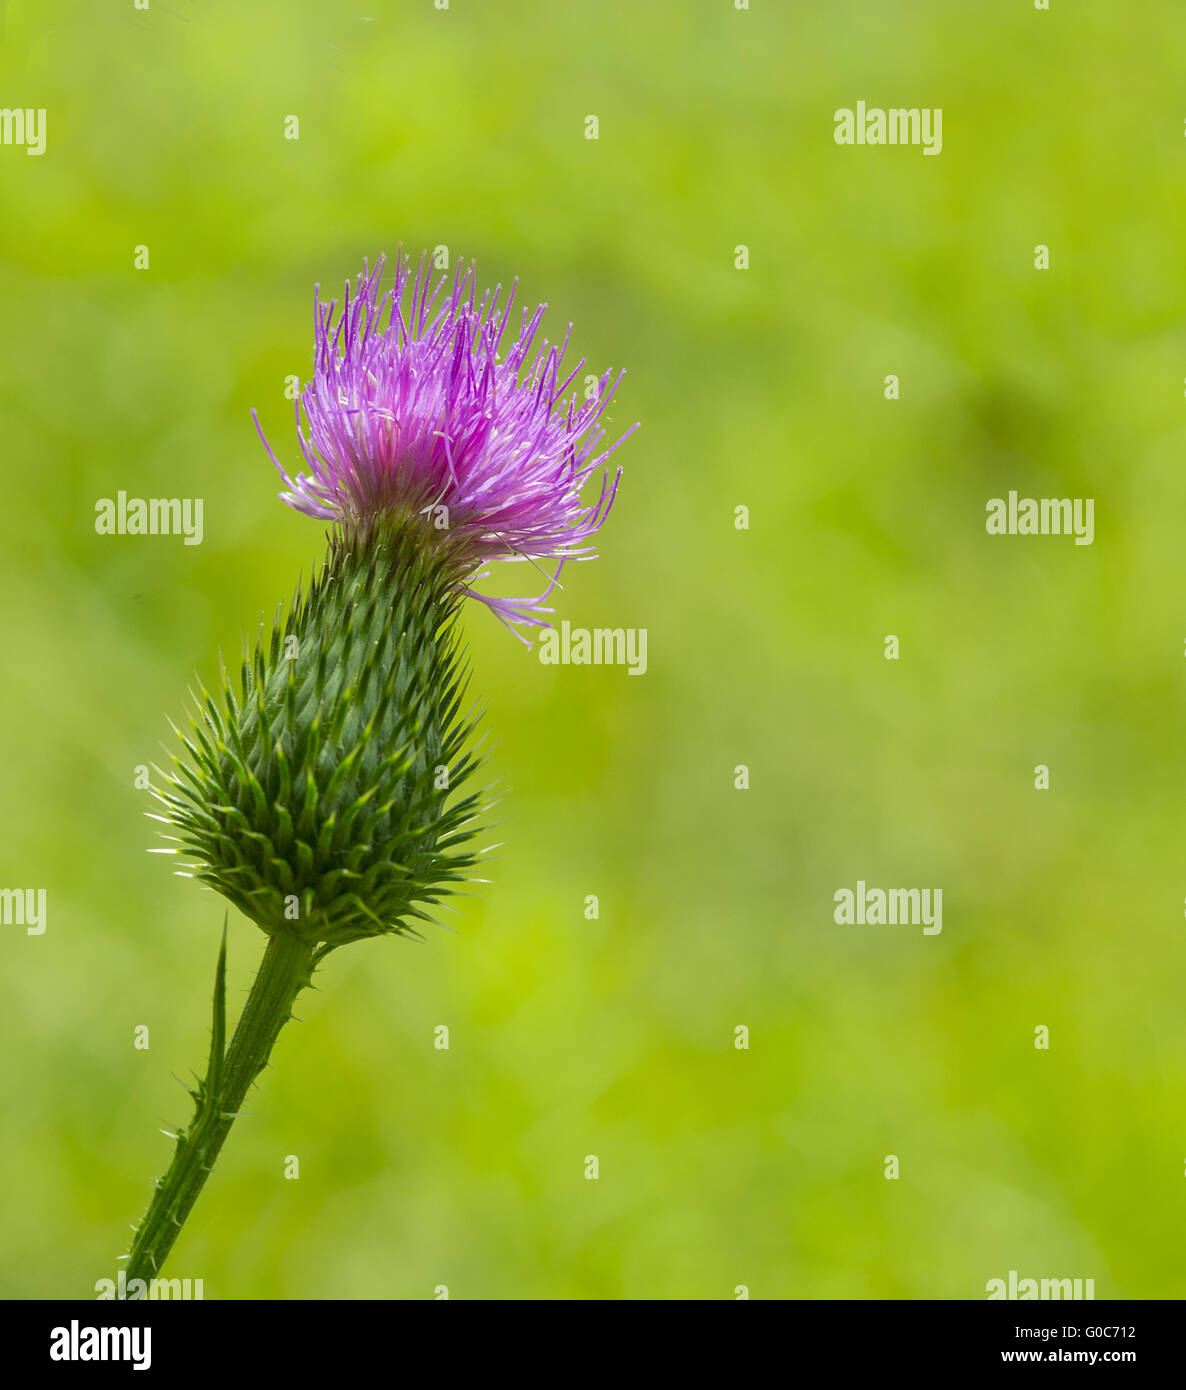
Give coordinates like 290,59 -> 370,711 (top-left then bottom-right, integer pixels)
2,0 -> 1186,1299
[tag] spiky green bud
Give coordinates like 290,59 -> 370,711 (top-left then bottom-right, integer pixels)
152,520 -> 483,947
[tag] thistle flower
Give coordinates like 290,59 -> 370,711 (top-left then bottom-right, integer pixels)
253,253 -> 636,633
152,528 -> 483,948
122,254 -> 635,1287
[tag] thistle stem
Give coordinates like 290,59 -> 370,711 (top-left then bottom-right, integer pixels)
125,930 -> 318,1283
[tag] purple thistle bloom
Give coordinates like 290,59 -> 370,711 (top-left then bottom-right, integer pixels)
253,254 -> 637,635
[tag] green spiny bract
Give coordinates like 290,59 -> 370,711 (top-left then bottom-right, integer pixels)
152,520 -> 484,947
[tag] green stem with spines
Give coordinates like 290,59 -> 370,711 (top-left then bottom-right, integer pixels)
127,518 -> 485,1283
125,929 -> 324,1282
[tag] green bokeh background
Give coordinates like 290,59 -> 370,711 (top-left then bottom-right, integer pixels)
3,0 -> 1186,1299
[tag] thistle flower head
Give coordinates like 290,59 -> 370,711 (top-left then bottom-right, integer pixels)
154,527 -> 484,947
155,258 -> 635,946
253,253 -> 637,633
